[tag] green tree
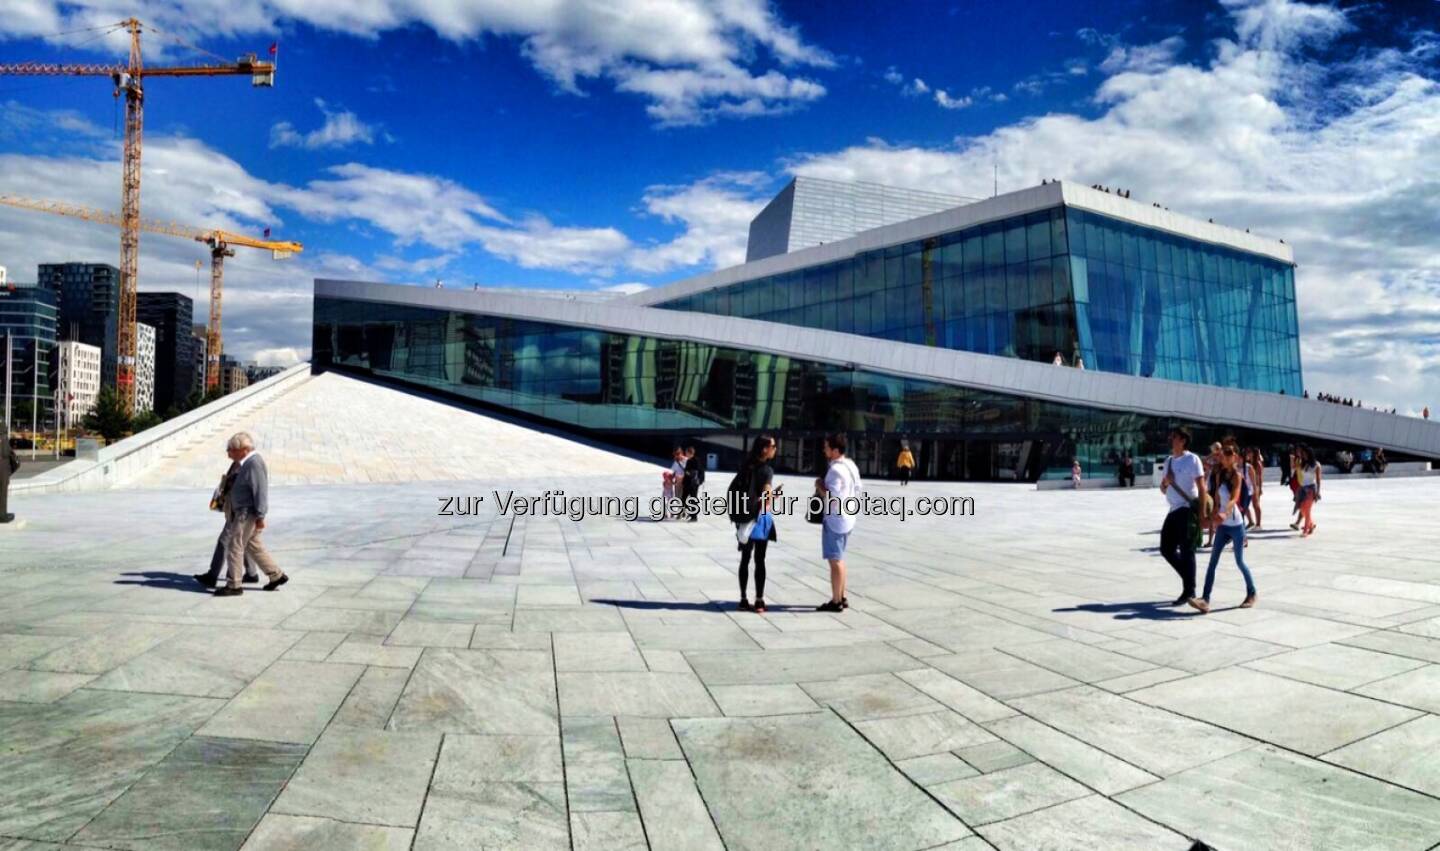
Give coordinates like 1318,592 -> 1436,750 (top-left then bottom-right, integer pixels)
83,386 -> 131,442
9,400 -> 36,428
132,410 -> 163,432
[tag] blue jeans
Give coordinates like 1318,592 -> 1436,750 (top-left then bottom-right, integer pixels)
1203,524 -> 1256,601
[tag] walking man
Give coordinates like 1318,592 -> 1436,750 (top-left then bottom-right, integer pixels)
1158,427 -> 1206,606
214,432 -> 287,597
193,459 -> 260,588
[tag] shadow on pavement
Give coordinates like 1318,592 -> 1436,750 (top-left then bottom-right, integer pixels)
591,598 -> 805,613
115,572 -> 214,594
1052,600 -> 1197,621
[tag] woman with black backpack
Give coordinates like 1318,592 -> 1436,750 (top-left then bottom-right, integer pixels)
732,434 -> 779,613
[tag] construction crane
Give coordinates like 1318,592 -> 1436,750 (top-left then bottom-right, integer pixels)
0,194 -> 302,391
0,18 -> 276,411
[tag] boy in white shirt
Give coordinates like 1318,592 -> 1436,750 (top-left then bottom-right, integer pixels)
815,432 -> 862,612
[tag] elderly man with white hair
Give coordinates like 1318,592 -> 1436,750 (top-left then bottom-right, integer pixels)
213,432 -> 287,597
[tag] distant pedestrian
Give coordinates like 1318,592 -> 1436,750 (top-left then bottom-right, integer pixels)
1052,351 -> 1064,366
661,447 -> 684,520
1424,406 -> 1430,420
0,436 -> 17,524
213,432 -> 287,597
1292,444 -> 1321,536
682,444 -> 704,522
1117,452 -> 1135,488
1202,442 -> 1223,549
733,435 -> 778,613
193,458 -> 261,588
815,433 -> 861,613
1244,447 -> 1264,530
1071,458 -> 1082,489
1190,444 -> 1258,613
1075,356 -> 1086,370
895,444 -> 915,486
1159,427 -> 1206,606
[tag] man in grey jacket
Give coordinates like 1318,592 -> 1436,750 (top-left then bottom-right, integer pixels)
215,432 -> 287,597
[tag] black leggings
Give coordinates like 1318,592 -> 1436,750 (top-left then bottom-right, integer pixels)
739,539 -> 767,600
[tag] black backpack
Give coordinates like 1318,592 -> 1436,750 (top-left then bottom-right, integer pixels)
726,467 -> 755,523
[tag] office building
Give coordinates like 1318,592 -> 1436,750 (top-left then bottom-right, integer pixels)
134,322 -> 155,414
191,324 -> 209,399
220,355 -> 249,395
0,279 -> 58,429
39,263 -> 120,389
56,340 -> 102,431
313,181 -> 1440,479
136,292 -> 198,414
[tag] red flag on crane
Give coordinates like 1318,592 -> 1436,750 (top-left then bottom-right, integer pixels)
268,42 -> 278,55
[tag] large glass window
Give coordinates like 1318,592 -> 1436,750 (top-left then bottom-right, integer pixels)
651,204 -> 1302,395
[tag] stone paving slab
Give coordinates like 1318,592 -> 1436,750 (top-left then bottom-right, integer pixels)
70,737 -> 306,851
1119,745 -> 1440,850
1128,667 -> 1422,756
674,713 -> 971,850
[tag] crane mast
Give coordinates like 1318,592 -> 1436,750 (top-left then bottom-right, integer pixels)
0,18 -> 277,412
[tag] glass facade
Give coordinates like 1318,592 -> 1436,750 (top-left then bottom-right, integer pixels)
315,295 -> 1315,481
656,206 -> 1302,395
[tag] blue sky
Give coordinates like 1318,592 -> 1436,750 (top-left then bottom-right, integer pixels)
0,0 -> 1437,411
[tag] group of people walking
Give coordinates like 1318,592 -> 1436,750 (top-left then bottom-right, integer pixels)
1158,429 -> 1327,614
193,432 -> 288,597
727,432 -> 862,614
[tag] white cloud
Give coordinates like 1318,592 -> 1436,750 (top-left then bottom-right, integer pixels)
251,346 -> 303,366
788,0 -> 1440,413
1099,35 -> 1187,74
2,0 -> 833,126
904,78 -> 930,97
270,99 -> 383,150
933,89 -> 972,110
627,172 -> 771,272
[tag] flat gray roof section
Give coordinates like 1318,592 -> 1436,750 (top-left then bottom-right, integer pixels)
316,278 -> 1437,460
627,180 -> 1294,308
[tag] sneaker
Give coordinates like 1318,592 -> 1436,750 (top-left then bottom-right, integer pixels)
815,600 -> 843,613
1240,594 -> 1257,608
214,586 -> 243,597
754,599 -> 767,614
192,574 -> 218,589
1289,521 -> 1301,531
242,575 -> 260,584
738,599 -> 752,612
1170,594 -> 1190,606
1188,597 -> 1210,614
263,575 -> 289,592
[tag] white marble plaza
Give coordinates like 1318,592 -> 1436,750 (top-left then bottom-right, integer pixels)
4,385 -> 1440,850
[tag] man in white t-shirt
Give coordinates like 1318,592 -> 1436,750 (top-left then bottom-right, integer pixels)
815,432 -> 861,613
1158,426 -> 1207,605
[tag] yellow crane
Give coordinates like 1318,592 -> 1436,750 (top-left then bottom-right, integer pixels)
0,18 -> 276,410
0,194 -> 302,391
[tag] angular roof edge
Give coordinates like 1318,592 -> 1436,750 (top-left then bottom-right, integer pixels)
626,180 -> 1293,307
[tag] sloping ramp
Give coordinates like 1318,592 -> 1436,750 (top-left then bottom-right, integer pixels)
127,370 -> 655,489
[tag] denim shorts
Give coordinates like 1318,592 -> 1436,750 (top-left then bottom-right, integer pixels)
821,526 -> 850,561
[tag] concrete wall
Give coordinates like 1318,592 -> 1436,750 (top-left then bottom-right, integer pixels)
12,362 -> 312,495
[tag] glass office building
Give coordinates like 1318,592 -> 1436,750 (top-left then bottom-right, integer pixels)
656,206 -> 1302,396
312,180 -> 1360,481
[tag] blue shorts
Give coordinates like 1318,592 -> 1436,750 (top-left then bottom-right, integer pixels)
822,526 -> 850,561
